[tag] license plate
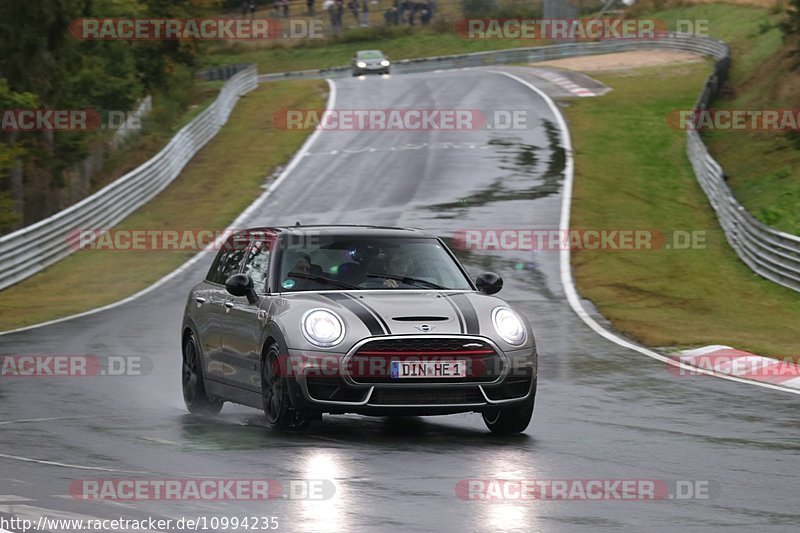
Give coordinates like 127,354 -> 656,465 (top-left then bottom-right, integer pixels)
390,360 -> 466,379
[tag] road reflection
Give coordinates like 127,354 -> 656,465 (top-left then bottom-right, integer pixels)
295,450 -> 347,533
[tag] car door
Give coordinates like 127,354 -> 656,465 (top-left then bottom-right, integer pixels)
221,235 -> 275,392
201,235 -> 249,384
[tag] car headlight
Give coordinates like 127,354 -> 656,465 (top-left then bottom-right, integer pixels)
380,60 -> 390,67
302,309 -> 345,347
491,307 -> 526,346
356,62 -> 367,68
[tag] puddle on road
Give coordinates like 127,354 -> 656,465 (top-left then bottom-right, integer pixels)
426,121 -> 565,218
92,413 -> 533,452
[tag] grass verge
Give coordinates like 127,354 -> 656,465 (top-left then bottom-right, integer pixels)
200,26 -> 540,74
566,62 -> 800,358
643,2 -> 800,235
0,79 -> 327,331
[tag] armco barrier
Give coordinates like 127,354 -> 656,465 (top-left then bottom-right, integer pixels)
259,34 -> 800,294
0,65 -> 258,291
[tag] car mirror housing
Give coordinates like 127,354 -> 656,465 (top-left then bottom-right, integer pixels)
476,272 -> 503,295
226,274 -> 258,304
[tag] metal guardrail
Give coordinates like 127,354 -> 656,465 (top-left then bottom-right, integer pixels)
259,34 -> 800,294
196,63 -> 252,81
0,65 -> 259,291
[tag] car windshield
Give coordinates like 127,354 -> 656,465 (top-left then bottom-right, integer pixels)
357,51 -> 383,59
278,236 -> 472,292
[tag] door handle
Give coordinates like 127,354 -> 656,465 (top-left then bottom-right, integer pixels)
194,297 -> 206,304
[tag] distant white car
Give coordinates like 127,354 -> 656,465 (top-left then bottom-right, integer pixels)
352,50 -> 390,76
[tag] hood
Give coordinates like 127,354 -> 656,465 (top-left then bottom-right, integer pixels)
272,290 -> 529,352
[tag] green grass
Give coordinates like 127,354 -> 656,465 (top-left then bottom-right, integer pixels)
566,62 -> 800,358
0,80 -> 327,331
643,3 -> 800,234
200,26 -> 543,74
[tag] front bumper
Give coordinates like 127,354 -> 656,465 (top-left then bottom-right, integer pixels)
285,335 -> 536,416
353,65 -> 388,74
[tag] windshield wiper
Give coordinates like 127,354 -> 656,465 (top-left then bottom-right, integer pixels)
367,274 -> 445,289
287,272 -> 362,290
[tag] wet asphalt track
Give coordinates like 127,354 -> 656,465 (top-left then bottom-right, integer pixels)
1,69 -> 799,533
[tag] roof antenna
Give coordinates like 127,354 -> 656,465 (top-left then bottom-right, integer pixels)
295,221 -> 301,227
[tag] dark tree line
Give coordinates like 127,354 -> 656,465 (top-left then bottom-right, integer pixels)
0,0 -> 217,233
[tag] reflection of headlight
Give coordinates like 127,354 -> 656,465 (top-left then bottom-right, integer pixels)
302,309 -> 345,347
356,62 -> 367,68
491,307 -> 526,346
380,60 -> 390,67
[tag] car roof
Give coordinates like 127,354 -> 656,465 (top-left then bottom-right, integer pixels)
238,224 -> 437,239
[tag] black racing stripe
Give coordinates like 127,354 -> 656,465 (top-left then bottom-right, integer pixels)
345,294 -> 392,334
442,294 -> 465,334
448,293 -> 480,334
322,293 -> 386,335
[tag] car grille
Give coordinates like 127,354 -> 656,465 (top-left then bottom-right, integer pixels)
347,337 -> 504,385
370,388 -> 484,405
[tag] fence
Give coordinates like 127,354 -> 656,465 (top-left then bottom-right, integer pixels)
0,66 -> 258,291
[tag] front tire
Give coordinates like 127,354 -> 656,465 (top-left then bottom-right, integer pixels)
261,344 -> 310,430
182,332 -> 223,415
482,394 -> 534,435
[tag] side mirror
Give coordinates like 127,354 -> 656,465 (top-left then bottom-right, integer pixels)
475,272 -> 503,295
226,274 -> 258,304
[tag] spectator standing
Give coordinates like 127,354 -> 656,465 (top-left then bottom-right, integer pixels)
307,0 -> 315,15
420,2 -> 430,25
384,5 -> 398,25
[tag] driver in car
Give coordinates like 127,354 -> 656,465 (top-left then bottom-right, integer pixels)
382,252 -> 415,288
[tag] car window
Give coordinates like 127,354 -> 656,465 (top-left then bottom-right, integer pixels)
205,235 -> 248,285
357,51 -> 383,59
242,238 -> 273,293
278,236 -> 472,292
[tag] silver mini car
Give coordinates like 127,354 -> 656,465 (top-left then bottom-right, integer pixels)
181,226 -> 537,433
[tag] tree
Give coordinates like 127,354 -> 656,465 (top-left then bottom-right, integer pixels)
782,0 -> 800,62
0,80 -> 38,232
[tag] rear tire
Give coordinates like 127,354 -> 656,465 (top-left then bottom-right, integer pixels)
261,344 -> 310,430
482,394 -> 534,435
182,332 -> 223,415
